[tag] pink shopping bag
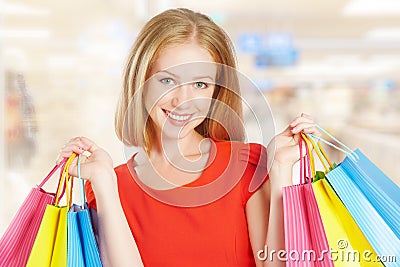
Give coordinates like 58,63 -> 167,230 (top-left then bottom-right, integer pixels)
0,158 -> 67,267
282,136 -> 333,267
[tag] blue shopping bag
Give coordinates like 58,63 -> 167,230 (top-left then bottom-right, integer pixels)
67,155 -> 102,267
340,150 -> 400,238
68,204 -> 102,267
326,165 -> 400,265
308,127 -> 400,267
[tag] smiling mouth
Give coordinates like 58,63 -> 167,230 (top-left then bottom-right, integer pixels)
162,109 -> 192,122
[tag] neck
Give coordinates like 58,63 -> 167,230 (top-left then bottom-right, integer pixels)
150,130 -> 206,162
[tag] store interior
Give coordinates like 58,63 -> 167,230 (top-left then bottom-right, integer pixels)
1,0 -> 400,233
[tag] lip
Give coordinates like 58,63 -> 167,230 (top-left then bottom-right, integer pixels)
162,109 -> 193,126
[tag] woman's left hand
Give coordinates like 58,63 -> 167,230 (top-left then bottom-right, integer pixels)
267,113 -> 321,187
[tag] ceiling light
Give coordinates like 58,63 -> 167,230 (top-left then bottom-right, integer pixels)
0,29 -> 50,39
0,3 -> 49,15
282,63 -> 393,77
366,28 -> 400,40
343,0 -> 400,16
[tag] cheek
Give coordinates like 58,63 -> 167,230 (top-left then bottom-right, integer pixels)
199,86 -> 215,111
143,81 -> 167,114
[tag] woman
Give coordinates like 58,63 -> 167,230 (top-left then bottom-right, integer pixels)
58,8 -> 320,267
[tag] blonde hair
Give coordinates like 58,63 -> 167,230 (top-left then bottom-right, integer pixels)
115,8 -> 245,151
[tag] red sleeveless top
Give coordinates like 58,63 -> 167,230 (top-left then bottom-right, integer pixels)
86,140 -> 269,267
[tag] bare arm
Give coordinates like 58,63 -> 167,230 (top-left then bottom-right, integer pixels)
247,173 -> 288,267
58,137 -> 144,267
246,180 -> 270,267
247,114 -> 320,267
91,168 -> 144,267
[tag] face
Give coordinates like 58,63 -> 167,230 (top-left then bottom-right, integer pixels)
144,42 -> 217,141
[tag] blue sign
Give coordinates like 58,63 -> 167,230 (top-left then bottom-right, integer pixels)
238,31 -> 299,67
237,33 -> 263,53
255,32 -> 298,67
255,48 -> 299,68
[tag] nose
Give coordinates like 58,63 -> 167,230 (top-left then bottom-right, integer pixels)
170,83 -> 193,110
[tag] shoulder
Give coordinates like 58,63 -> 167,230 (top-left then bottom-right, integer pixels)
114,162 -> 130,176
215,140 -> 267,168
214,140 -> 269,204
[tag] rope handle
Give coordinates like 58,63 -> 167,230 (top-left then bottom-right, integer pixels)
303,133 -> 334,173
78,154 -> 86,208
66,154 -> 87,209
37,157 -> 68,189
299,134 -> 313,184
55,154 -> 76,206
308,125 -> 359,161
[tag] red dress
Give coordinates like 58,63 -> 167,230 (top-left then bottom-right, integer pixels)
86,140 -> 269,267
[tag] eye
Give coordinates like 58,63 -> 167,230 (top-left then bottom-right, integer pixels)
194,82 -> 208,89
160,78 -> 175,85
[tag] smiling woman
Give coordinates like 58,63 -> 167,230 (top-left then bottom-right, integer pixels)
115,9 -> 246,152
143,43 -> 217,143
56,7 -> 321,267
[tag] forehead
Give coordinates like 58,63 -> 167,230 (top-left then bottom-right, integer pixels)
150,42 -> 217,78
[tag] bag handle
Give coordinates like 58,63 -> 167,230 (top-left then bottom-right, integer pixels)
303,133 -> 334,173
37,157 -> 68,189
55,154 -> 76,206
66,172 -> 74,209
38,157 -> 69,203
65,154 -> 87,209
308,125 -> 359,161
78,154 -> 86,208
299,134 -> 313,184
301,134 -> 316,178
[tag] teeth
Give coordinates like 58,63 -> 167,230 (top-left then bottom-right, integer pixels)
166,111 -> 190,121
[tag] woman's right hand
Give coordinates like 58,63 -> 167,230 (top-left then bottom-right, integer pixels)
57,136 -> 113,183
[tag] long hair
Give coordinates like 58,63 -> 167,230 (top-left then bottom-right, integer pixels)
115,8 -> 245,151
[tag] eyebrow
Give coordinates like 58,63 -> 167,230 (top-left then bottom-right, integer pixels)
156,70 -> 215,81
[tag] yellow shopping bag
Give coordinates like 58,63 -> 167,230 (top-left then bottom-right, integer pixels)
26,154 -> 76,267
26,206 -> 68,267
313,179 -> 383,267
303,134 -> 384,267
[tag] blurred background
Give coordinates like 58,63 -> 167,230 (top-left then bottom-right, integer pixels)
1,0 -> 400,233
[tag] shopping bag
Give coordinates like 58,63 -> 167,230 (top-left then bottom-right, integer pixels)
67,154 -> 103,267
282,135 -> 334,267
304,135 -> 383,267
26,154 -> 76,267
0,158 -> 68,267
309,126 -> 400,266
313,179 -> 384,267
340,150 -> 400,238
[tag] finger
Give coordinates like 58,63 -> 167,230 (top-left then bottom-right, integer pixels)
61,156 -> 79,177
280,124 -> 293,136
56,142 -> 88,164
291,122 -> 316,134
61,144 -> 87,155
290,115 -> 315,127
301,112 -> 313,119
56,152 -> 72,164
59,153 -> 89,177
67,137 -> 89,151
301,126 -> 322,136
56,149 -> 77,164
78,136 -> 100,153
67,159 -> 93,180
